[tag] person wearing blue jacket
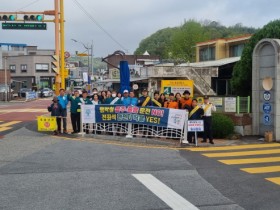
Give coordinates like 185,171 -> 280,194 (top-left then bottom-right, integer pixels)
129,91 -> 138,106
121,89 -> 131,106
57,88 -> 69,134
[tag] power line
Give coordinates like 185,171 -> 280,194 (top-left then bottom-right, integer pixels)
71,0 -> 128,53
16,0 -> 41,12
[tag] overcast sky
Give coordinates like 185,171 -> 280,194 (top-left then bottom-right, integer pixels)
1,0 -> 280,57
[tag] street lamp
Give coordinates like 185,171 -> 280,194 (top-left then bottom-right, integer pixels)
71,39 -> 93,77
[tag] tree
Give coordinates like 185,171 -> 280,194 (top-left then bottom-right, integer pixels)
231,19 -> 280,96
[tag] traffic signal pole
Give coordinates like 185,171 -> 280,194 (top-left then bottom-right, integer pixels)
60,0 -> 66,91
54,0 -> 60,95
0,0 -> 66,95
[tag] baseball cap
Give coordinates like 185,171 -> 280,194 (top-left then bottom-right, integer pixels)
123,89 -> 129,93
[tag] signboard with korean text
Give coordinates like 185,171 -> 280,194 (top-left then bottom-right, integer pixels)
37,116 -> 57,131
224,97 -> 237,112
82,105 -> 187,129
187,120 -> 204,132
161,80 -> 194,97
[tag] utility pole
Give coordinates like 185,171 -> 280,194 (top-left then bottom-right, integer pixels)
60,0 -> 66,91
4,57 -> 7,102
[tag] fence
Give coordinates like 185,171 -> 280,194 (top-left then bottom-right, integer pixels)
202,96 -> 250,114
80,105 -> 189,144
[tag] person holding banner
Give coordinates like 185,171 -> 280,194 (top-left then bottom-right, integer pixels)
180,90 -> 192,110
67,90 -> 81,134
104,90 -> 122,105
48,96 -> 63,135
188,99 -> 204,144
137,89 -> 152,106
164,93 -> 178,109
201,96 -> 216,144
121,90 -> 131,106
129,91 -> 138,106
152,91 -> 162,107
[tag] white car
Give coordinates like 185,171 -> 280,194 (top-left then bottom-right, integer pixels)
41,88 -> 53,97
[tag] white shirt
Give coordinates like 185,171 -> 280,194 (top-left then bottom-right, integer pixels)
201,103 -> 216,116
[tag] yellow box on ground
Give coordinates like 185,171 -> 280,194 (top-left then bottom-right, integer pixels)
37,116 -> 57,131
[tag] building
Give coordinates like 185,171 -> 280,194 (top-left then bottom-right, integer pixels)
0,43 -> 55,92
196,34 -> 251,62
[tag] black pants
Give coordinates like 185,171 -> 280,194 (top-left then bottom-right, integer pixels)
56,117 -> 61,132
203,116 -> 213,141
61,109 -> 67,131
71,112 -> 80,133
187,132 -> 195,143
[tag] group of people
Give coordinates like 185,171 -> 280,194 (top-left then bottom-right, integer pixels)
47,87 -> 216,144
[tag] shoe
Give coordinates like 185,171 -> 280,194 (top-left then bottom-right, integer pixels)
71,131 -> 77,134
53,131 -> 58,135
201,140 -> 207,143
63,130 -> 68,134
210,141 -> 214,144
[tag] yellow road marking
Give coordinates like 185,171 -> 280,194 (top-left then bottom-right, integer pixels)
0,121 -> 22,127
266,177 -> 280,185
0,127 -> 12,132
203,149 -> 280,157
0,109 -> 48,113
219,157 -> 280,165
187,143 -> 280,152
241,166 -> 280,174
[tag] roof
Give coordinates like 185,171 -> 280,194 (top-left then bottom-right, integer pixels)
95,77 -> 148,84
196,34 -> 252,46
179,57 -> 240,68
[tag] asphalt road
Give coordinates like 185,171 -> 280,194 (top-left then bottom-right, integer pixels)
0,127 -> 246,210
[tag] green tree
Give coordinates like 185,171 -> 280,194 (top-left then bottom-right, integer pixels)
231,19 -> 280,96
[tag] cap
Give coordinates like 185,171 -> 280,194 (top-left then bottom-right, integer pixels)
183,90 -> 190,95
204,95 -> 209,99
123,89 -> 129,93
142,88 -> 148,92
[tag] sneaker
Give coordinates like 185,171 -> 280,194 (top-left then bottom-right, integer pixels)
63,130 -> 68,134
201,140 -> 207,143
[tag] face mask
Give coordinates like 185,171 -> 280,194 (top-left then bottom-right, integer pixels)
112,94 -> 116,97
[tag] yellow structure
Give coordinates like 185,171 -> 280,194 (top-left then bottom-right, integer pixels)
161,80 -> 194,97
37,116 -> 57,131
195,34 -> 252,62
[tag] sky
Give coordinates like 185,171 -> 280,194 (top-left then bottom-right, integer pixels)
1,0 -> 280,57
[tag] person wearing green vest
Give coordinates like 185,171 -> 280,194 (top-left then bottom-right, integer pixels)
67,90 -> 81,134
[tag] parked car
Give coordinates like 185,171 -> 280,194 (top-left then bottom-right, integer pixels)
18,88 -> 32,97
40,88 -> 53,97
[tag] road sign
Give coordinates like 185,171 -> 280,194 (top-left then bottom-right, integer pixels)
263,91 -> 271,101
263,114 -> 271,125
2,22 -> 47,30
263,103 -> 272,114
64,51 -> 70,58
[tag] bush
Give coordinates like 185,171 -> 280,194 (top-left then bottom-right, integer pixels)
212,113 -> 234,138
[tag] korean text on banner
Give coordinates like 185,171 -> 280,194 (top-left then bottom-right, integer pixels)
37,116 -> 57,131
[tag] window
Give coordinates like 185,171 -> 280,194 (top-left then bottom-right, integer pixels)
21,64 -> 27,73
229,44 -> 245,57
9,65 -> 16,73
199,47 -> 215,61
35,63 -> 49,72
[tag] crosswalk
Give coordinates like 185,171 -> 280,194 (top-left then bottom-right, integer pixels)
0,109 -> 48,113
187,143 -> 280,186
0,121 -> 22,132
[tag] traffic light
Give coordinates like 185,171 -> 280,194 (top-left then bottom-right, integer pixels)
0,14 -> 17,21
23,14 -> 44,21
51,55 -> 59,74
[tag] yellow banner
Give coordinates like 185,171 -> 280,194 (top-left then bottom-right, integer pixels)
37,116 -> 57,131
161,80 -> 194,97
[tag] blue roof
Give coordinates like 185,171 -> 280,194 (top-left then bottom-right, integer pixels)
0,43 -> 27,47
